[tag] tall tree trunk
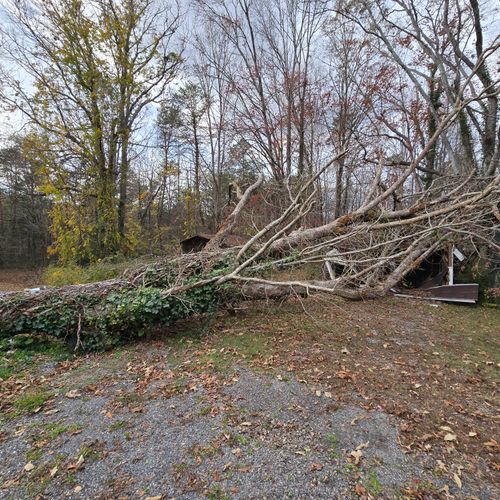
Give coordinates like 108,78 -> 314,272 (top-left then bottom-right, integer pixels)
118,128 -> 129,240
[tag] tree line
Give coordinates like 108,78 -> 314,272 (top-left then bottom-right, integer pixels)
0,0 -> 498,267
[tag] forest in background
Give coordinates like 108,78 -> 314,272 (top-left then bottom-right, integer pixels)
0,0 -> 498,276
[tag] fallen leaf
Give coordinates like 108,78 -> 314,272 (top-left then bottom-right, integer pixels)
65,390 -> 81,399
484,439 -> 499,450
310,462 -> 323,471
74,485 -> 82,493
315,390 -> 322,397
49,466 -> 58,478
145,496 -> 162,500
356,442 -> 369,450
324,391 -> 332,398
67,455 -> 85,471
237,466 -> 252,473
2,478 -> 20,488
436,460 -> 447,472
24,463 -> 35,472
453,473 -> 462,488
231,448 -> 241,457
341,347 -> 350,355
350,449 -> 363,465
240,422 -> 252,427
355,483 -> 367,495
443,433 -> 457,442
440,426 -> 453,432
468,431 -> 477,437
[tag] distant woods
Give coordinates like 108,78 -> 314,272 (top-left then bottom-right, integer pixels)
0,138 -> 50,267
0,0 -> 498,267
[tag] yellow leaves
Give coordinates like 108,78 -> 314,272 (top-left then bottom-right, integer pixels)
138,190 -> 150,201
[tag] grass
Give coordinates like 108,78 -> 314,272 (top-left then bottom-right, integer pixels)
364,469 -> 383,496
33,422 -> 83,443
326,432 -> 339,459
116,391 -> 149,406
422,303 -> 500,379
0,336 -> 71,381
109,420 -> 128,432
24,453 -> 67,498
0,365 -> 13,380
26,447 -> 44,462
76,443 -> 102,462
13,390 -> 52,415
206,485 -> 229,500
42,256 -> 158,286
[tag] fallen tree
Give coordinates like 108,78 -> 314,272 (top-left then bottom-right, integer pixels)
1,48 -> 499,350
1,154 -> 498,350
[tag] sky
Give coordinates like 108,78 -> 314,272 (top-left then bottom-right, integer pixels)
0,0 -> 498,142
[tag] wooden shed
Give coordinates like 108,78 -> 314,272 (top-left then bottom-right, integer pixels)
180,233 -> 248,254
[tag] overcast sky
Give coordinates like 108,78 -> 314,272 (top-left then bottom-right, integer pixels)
0,0 -> 498,142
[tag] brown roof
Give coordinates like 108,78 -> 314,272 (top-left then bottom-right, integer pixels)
179,233 -> 247,247
179,233 -> 214,244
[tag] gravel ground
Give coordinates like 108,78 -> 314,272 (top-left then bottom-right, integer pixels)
1,362 -> 497,499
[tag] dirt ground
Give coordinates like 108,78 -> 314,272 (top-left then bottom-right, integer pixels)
0,269 -> 43,292
0,296 -> 498,499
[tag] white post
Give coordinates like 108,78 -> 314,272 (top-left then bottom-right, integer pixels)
448,245 -> 454,286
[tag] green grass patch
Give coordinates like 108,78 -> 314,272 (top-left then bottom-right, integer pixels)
33,422 -> 83,443
109,420 -> 128,432
24,454 -> 67,498
433,305 -> 500,378
364,469 -> 383,496
0,335 -> 71,380
42,256 -> 157,286
13,390 -> 52,414
0,365 -> 13,380
326,432 -> 339,459
26,447 -> 44,462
